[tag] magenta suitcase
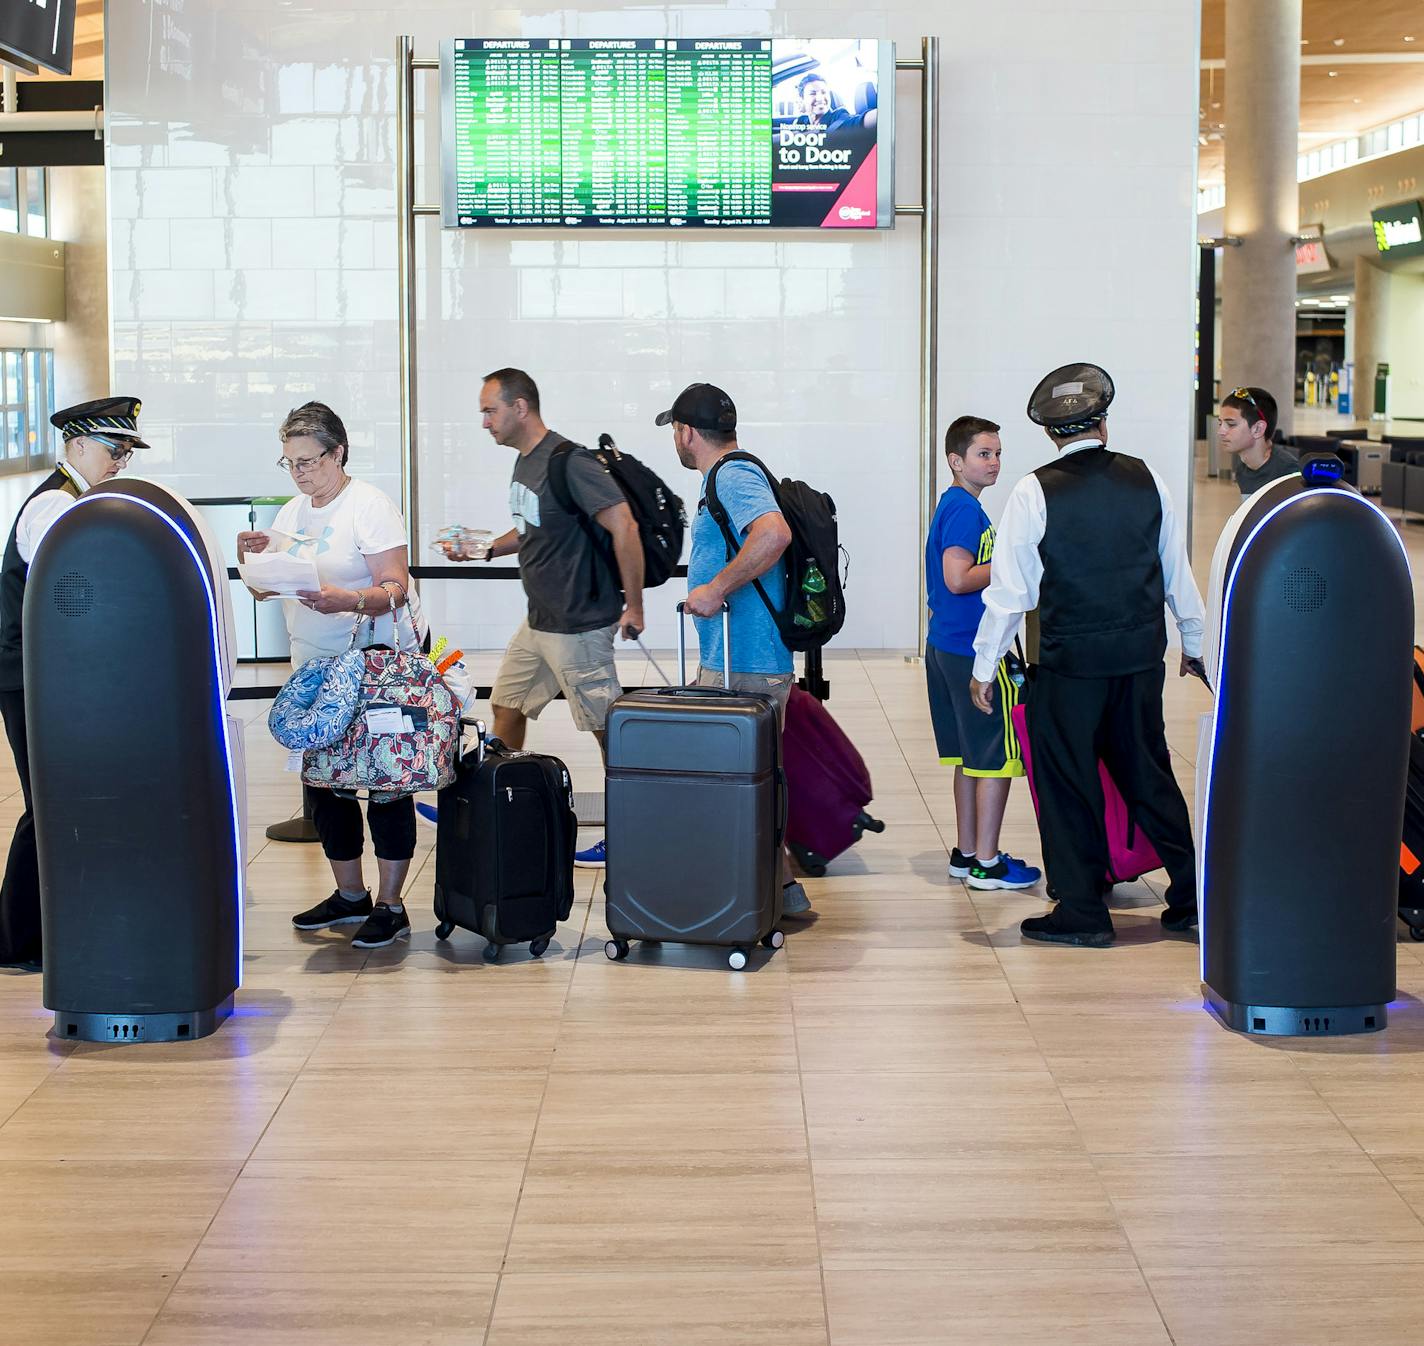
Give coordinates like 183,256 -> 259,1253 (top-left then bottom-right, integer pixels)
784,687 -> 884,875
1010,703 -> 1161,884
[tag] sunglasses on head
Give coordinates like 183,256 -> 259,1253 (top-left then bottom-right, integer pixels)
1228,387 -> 1263,419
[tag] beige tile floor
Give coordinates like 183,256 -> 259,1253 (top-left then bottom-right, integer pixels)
2,462 -> 1424,1344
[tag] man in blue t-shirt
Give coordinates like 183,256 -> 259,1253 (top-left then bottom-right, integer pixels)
925,416 -> 1041,892
658,381 -> 811,915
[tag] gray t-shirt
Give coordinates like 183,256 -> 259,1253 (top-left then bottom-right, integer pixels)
1235,445 -> 1299,496
510,431 -> 628,633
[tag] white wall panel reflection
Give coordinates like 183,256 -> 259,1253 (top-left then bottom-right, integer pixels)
108,0 -> 1198,651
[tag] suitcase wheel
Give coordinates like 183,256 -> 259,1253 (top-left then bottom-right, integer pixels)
483,942 -> 502,963
761,929 -> 785,950
853,810 -> 887,837
434,921 -> 455,941
605,939 -> 630,961
1411,924 -> 1424,943
728,947 -> 749,971
529,936 -> 550,958
790,842 -> 828,878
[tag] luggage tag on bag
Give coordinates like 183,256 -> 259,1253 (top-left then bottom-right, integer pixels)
285,749 -> 304,772
364,703 -> 405,735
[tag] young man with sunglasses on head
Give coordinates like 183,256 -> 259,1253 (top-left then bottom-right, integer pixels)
0,397 -> 147,969
1217,386 -> 1297,497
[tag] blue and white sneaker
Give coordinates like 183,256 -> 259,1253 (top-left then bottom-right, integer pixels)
574,838 -> 607,869
966,853 -> 1042,891
415,801 -> 439,829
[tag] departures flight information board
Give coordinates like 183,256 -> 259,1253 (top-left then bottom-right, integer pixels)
439,38 -> 895,230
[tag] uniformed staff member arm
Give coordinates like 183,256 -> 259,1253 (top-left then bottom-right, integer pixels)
685,511 -> 792,619
970,476 -> 1046,688
1148,465 -> 1205,661
593,500 -> 646,640
17,493 -> 80,566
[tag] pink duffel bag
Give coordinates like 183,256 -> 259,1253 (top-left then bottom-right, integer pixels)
1010,702 -> 1162,884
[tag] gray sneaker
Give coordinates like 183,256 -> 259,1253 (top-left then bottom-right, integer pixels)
781,881 -> 812,915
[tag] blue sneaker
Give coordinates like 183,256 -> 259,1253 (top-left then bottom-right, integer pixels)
415,801 -> 439,829
575,838 -> 607,869
966,853 -> 1042,891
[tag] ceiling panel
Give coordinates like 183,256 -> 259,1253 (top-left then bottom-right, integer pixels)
1199,0 -> 1424,187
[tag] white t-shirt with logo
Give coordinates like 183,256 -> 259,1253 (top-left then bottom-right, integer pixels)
270,478 -> 424,666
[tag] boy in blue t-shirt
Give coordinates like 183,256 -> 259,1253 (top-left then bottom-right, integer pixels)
925,416 -> 1041,891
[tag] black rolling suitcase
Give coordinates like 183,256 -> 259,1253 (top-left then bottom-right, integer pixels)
433,723 -> 577,961
604,604 -> 785,970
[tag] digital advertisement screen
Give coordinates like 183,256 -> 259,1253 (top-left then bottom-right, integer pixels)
440,38 -> 895,229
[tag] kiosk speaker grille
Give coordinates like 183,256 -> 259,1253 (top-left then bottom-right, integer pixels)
53,572 -> 94,617
1283,566 -> 1326,613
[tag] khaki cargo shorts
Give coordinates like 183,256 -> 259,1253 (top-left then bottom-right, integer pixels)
695,667 -> 794,730
492,620 -> 622,733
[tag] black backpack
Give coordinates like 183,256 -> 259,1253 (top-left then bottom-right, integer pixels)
548,434 -> 687,592
705,450 -> 846,652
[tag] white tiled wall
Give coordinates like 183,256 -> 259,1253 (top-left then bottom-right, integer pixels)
107,0 -> 1200,651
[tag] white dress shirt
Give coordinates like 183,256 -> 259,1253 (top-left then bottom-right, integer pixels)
15,463 -> 90,565
971,439 -> 1205,684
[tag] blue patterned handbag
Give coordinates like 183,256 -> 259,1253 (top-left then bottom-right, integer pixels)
268,636 -> 365,751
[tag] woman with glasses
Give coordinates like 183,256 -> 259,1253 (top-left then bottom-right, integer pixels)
237,401 -> 428,951
0,396 -> 147,970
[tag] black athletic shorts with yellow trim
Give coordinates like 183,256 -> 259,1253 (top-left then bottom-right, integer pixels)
924,645 -> 1024,778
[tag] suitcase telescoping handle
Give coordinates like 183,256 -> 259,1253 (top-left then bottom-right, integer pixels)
675,600 -> 731,689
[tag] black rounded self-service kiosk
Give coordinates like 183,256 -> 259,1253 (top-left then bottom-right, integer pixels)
1197,457 -> 1412,1036
26,479 -> 247,1042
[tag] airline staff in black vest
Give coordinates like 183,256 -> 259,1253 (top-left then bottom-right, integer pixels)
0,397 -> 147,968
968,364 -> 1207,947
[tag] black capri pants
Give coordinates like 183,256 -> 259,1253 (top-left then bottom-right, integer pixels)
305,785 -> 416,863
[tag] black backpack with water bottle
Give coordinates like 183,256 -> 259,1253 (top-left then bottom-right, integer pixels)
704,451 -> 846,652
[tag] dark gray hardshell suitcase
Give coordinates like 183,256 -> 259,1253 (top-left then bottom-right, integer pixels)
604,606 -> 785,969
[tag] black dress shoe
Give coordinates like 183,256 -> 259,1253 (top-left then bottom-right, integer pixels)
1020,913 -> 1114,948
1161,902 -> 1198,932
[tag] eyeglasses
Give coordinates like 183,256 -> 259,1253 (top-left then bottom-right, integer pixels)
87,433 -> 136,467
277,447 -> 332,475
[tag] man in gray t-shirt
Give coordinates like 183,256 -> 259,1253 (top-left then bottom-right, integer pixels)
1234,442 -> 1299,496
509,429 -> 628,633
440,371 -> 645,860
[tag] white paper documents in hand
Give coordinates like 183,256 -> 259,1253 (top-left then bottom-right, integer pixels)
238,548 -> 321,598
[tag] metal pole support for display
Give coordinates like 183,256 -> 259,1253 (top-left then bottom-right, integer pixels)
896,38 -> 938,665
396,38 -> 441,552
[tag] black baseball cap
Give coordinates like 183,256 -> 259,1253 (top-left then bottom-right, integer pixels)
654,382 -> 737,433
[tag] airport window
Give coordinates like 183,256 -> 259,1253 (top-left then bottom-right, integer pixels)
0,167 -> 48,237
0,348 -> 57,475
1214,107 -> 1424,210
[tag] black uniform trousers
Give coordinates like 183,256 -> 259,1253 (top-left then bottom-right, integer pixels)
1025,663 -> 1195,930
0,688 -> 41,964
